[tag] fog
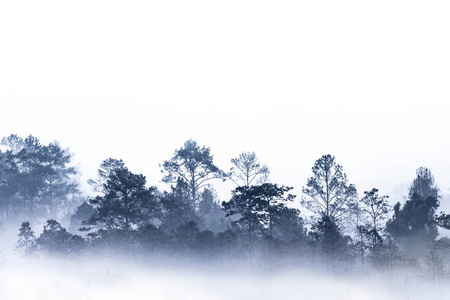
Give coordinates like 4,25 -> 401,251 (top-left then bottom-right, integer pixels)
1,0 -> 450,205
1,0 -> 450,298
1,255 -> 448,300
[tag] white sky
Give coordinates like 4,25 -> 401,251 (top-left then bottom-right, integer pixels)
1,0 -> 450,211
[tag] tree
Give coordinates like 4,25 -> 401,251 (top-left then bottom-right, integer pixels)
223,192 -> 260,249
302,154 -> 357,221
16,221 -> 37,255
230,151 -> 269,186
311,215 -> 349,270
173,220 -> 200,251
386,167 -> 440,257
15,135 -> 48,221
161,139 -> 227,205
0,135 -> 79,222
159,178 -> 199,234
41,141 -> 78,219
0,149 -> 20,221
354,225 -> 371,270
197,187 -> 228,232
408,167 -> 440,200
0,135 -> 26,221
347,198 -> 370,270
426,241 -> 445,282
222,183 -> 296,248
87,158 -> 125,192
271,206 -> 305,246
257,184 -> 296,238
195,229 -> 218,259
69,202 -> 95,233
360,188 -> 390,248
435,212 -> 450,230
36,219 -> 85,254
373,236 -> 404,272
1,134 -> 25,154
137,223 -> 170,253
87,166 -> 159,232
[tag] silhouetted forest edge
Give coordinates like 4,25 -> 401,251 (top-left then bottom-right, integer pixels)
2,134 -> 450,278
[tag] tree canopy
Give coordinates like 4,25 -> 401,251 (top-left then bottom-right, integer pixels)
302,154 -> 357,221
222,183 -> 296,246
1,133 -> 448,278
386,167 -> 440,257
161,139 -> 227,205
0,134 -> 78,222
87,164 -> 159,231
229,151 -> 269,186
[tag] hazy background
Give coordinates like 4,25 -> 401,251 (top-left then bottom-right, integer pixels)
1,257 -> 439,300
1,0 -> 449,213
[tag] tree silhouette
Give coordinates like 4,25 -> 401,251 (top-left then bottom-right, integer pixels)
41,141 -> 78,219
87,165 -> 159,231
159,178 -> 199,233
230,152 -> 269,186
222,183 -> 295,247
0,135 -> 78,222
302,154 -> 357,220
87,158 -> 125,192
198,187 -> 228,232
0,149 -> 20,221
37,219 -> 85,254
16,221 -> 37,255
361,188 -> 389,246
386,167 -> 440,256
161,139 -> 226,205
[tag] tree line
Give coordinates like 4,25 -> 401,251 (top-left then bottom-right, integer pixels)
3,134 -> 450,276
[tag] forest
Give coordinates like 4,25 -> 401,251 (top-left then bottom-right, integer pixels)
2,133 -> 450,280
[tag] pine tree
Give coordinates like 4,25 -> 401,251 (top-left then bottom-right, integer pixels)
386,167 -> 440,257
161,139 -> 227,205
16,221 -> 37,256
222,183 -> 295,249
36,219 -> 85,254
229,151 -> 269,186
302,154 -> 357,221
87,164 -> 159,232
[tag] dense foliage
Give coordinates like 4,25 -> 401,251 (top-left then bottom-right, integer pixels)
2,134 -> 450,277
